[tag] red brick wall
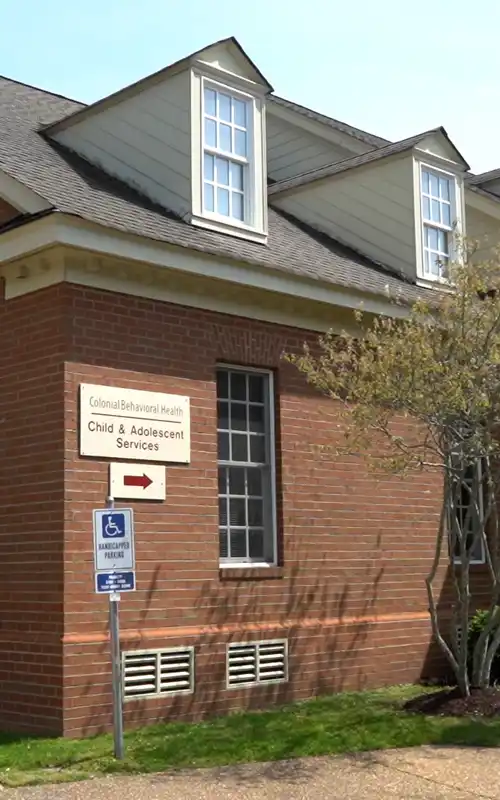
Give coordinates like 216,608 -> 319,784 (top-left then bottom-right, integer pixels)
61,283 -> 447,737
0,280 -> 489,738
0,282 -> 68,734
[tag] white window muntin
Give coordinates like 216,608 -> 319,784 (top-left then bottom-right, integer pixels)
420,165 -> 457,280
217,365 -> 277,566
202,80 -> 254,226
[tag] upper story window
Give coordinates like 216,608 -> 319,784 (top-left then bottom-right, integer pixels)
190,70 -> 267,243
420,167 -> 456,281
203,87 -> 250,222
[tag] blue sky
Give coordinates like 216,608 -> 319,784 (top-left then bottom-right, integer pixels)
1,0 -> 498,172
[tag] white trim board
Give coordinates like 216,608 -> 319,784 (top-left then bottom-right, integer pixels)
0,213 -> 410,323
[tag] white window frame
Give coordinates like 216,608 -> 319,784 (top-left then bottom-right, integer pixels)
216,364 -> 277,568
202,83 -> 252,224
450,459 -> 486,566
190,69 -> 267,243
415,161 -> 463,285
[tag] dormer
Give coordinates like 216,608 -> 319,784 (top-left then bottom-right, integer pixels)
44,38 -> 272,243
269,127 -> 469,287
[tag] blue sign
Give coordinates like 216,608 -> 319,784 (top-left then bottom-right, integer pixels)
93,508 -> 134,572
96,571 -> 135,593
102,512 -> 126,539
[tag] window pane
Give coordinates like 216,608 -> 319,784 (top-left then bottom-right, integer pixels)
247,467 -> 262,496
219,497 -> 228,526
204,88 -> 216,116
442,204 -> 451,227
217,188 -> 230,216
204,118 -> 216,147
204,153 -> 214,181
249,375 -> 264,402
422,196 -> 430,221
232,433 -> 248,462
423,249 -> 430,274
429,173 -> 439,197
249,529 -> 264,559
216,157 -> 229,186
428,227 -> 438,249
250,435 -> 265,463
249,404 -> 264,432
231,402 -> 247,431
219,124 -> 231,152
204,183 -> 214,212
218,432 -> 229,460
217,370 -> 228,399
438,229 -> 449,254
233,98 -> 246,127
232,192 -> 244,221
217,401 -> 229,430
431,199 -> 440,223
218,467 -> 227,494
248,498 -> 263,526
422,170 -> 429,193
230,529 -> 247,559
429,252 -> 440,276
219,528 -> 228,559
230,372 -> 247,401
229,498 -> 246,526
440,177 -> 450,201
219,93 -> 231,122
229,467 -> 245,495
235,129 -> 247,157
230,162 -> 243,190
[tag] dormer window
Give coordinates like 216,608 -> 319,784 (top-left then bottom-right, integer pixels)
420,166 -> 457,281
203,87 -> 250,222
190,70 -> 267,243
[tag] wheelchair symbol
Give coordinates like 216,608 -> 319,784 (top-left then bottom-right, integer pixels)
102,513 -> 125,539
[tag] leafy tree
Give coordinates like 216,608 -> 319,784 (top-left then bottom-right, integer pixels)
288,254 -> 500,696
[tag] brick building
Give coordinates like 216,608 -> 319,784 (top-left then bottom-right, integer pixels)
0,37 -> 498,737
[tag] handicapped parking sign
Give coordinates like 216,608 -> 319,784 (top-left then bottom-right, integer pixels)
93,507 -> 135,573
102,512 -> 126,539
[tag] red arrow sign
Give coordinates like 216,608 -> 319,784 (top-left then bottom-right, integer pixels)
124,473 -> 153,490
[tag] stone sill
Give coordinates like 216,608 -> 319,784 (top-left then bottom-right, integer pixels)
219,567 -> 284,581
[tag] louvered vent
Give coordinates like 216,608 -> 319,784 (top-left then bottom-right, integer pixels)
123,648 -> 194,700
227,640 -> 287,688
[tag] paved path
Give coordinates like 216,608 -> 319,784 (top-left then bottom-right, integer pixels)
4,746 -> 500,799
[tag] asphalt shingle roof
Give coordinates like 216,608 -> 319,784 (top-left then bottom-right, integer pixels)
0,75 -> 423,305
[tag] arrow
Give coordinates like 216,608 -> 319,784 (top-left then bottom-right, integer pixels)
124,473 -> 153,490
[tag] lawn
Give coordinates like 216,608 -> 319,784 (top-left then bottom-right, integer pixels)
2,685 -> 500,787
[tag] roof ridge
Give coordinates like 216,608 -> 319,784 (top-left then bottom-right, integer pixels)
269,94 -> 391,148
268,127 -> 443,195
0,73 -> 85,106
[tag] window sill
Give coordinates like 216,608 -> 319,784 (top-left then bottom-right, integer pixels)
190,212 -> 267,244
219,566 -> 284,581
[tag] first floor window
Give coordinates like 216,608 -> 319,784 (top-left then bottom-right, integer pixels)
450,459 -> 486,564
217,367 -> 276,564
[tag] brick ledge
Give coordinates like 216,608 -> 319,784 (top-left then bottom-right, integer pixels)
219,566 -> 284,581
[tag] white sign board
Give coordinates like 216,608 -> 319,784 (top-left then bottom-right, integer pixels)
93,508 -> 135,572
80,384 -> 190,463
110,462 -> 166,501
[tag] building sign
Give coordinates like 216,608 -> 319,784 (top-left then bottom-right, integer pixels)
80,384 -> 190,463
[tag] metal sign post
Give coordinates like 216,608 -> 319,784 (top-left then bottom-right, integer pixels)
93,496 -> 136,760
107,495 -> 125,761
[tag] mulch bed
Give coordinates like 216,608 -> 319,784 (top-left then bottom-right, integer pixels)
404,687 -> 500,717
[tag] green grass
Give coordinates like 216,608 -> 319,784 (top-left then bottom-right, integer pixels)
2,685 -> 500,787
